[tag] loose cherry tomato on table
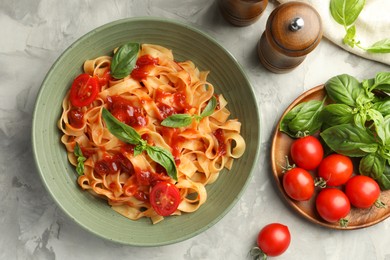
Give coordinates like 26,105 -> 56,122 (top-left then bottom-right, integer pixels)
316,188 -> 350,226
252,223 -> 291,258
317,154 -> 353,186
283,167 -> 315,201
69,73 -> 99,107
290,135 -> 323,170
150,181 -> 181,216
345,175 -> 382,209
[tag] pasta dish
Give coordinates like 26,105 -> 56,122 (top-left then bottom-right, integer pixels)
58,43 -> 246,224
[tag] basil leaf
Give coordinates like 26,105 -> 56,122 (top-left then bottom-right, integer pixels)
353,112 -> 367,129
375,72 -> 390,86
280,100 -> 324,138
74,142 -> 83,157
329,0 -> 365,26
366,39 -> 390,53
74,142 -> 86,176
383,115 -> 390,146
161,114 -> 193,128
102,108 -> 142,145
372,100 -> 390,116
320,104 -> 354,129
320,123 -> 378,157
324,74 -> 363,107
359,152 -> 385,180
110,42 -> 140,79
379,162 -> 390,190
200,96 -> 217,118
370,72 -> 390,92
146,145 -> 177,181
367,109 -> 385,144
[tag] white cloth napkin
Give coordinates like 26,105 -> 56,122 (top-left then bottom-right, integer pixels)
276,0 -> 390,66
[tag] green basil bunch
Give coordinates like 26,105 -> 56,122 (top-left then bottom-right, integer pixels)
280,72 -> 390,190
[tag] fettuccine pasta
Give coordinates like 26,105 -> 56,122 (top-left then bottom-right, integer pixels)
58,43 -> 246,224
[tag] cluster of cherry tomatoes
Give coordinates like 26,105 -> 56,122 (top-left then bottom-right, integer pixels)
283,135 -> 382,225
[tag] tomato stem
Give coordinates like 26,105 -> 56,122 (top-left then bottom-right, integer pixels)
314,177 -> 327,188
295,130 -> 310,138
249,247 -> 267,260
374,199 -> 386,208
280,155 -> 296,173
339,218 -> 349,228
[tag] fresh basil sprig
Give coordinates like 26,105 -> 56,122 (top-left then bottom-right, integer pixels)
330,0 -> 390,53
110,42 -> 140,79
161,96 -> 217,128
279,99 -> 325,138
102,108 -> 177,181
74,142 -> 86,176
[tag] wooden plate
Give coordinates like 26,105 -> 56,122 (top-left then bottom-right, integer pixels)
271,85 -> 390,229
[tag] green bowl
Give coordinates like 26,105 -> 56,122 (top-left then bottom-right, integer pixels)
32,17 -> 261,246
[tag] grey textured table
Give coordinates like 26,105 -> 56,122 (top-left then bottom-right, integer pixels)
1,0 -> 389,259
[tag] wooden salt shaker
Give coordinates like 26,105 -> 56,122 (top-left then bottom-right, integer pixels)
218,0 -> 268,27
257,1 -> 322,73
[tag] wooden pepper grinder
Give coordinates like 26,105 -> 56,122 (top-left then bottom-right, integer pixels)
218,0 -> 268,27
257,1 -> 322,73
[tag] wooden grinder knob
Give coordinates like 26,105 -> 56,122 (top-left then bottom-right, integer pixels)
257,1 -> 323,73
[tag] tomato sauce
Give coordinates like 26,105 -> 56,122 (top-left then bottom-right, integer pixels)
94,152 -> 135,176
97,69 -> 112,88
160,127 -> 184,165
154,89 -> 191,116
134,167 -> 170,187
173,91 -> 191,112
131,55 -> 159,81
157,103 -> 176,119
68,108 -> 84,128
213,128 -> 226,156
107,95 -> 147,127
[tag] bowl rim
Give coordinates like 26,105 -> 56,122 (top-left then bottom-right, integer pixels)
31,16 -> 262,246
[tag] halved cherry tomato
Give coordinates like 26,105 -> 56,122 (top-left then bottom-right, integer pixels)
316,188 -> 350,224
290,135 -> 323,170
150,181 -> 181,216
345,175 -> 381,209
69,73 -> 99,107
283,167 -> 314,201
256,223 -> 291,257
317,154 -> 353,186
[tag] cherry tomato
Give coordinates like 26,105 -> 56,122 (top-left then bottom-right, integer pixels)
256,223 -> 291,257
290,135 -> 323,170
150,181 -> 181,216
283,167 -> 314,201
316,188 -> 350,224
317,154 -> 353,186
345,175 -> 381,209
69,73 -> 99,107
